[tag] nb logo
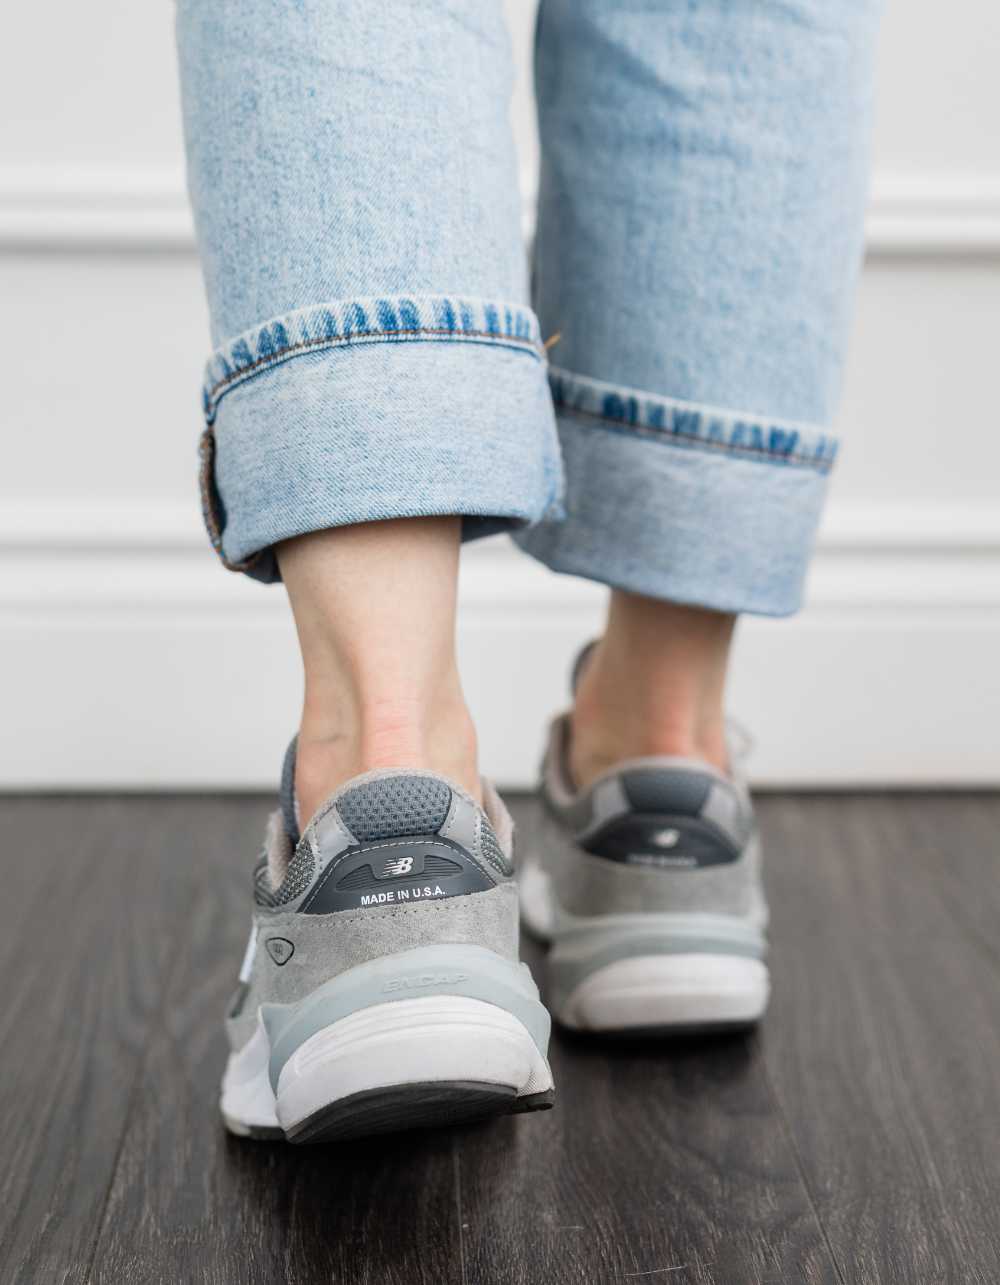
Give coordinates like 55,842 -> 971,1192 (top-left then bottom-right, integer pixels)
265,937 -> 294,966
650,827 -> 680,848
382,855 -> 414,877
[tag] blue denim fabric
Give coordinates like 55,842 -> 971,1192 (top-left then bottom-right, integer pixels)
177,0 -> 880,611
177,0 -> 563,582
515,0 -> 881,614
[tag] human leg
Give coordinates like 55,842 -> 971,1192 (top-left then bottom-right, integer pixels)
519,0 -> 882,1030
176,0 -> 558,1135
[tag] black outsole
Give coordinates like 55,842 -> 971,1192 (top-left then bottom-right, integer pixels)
558,1017 -> 758,1043
240,1123 -> 285,1141
285,1081 -> 555,1145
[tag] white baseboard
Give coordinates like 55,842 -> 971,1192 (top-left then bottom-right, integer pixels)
2,500 -> 998,790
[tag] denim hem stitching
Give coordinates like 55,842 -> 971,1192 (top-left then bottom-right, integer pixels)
549,367 -> 838,474
202,294 -> 544,422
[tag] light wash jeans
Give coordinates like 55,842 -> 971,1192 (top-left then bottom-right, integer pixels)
177,0 -> 881,615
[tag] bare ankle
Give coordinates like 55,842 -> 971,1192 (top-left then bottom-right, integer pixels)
569,714 -> 729,787
568,592 -> 735,789
295,692 -> 480,824
276,518 -> 481,825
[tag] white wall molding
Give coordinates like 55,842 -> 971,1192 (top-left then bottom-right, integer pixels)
866,172 -> 1000,254
2,498 -> 999,613
2,497 -> 998,789
6,496 -> 1000,553
3,166 -> 1000,256
0,166 -> 193,250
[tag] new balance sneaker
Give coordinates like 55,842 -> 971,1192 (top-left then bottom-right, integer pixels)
221,748 -> 553,1142
519,688 -> 769,1034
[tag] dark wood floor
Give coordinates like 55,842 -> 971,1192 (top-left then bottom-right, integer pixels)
2,793 -> 998,1285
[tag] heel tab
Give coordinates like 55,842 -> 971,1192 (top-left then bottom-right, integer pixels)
553,761 -> 753,871
619,764 -> 720,817
335,772 -> 454,843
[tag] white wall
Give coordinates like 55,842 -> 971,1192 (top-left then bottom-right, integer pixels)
1,2 -> 998,789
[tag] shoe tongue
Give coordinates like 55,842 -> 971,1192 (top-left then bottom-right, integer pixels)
333,772 -> 454,843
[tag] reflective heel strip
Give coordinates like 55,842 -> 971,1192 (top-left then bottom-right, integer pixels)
261,944 -> 550,1091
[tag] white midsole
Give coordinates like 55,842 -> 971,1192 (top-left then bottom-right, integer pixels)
518,858 -> 556,941
560,953 -> 770,1031
221,1019 -> 277,1134
221,996 -> 552,1136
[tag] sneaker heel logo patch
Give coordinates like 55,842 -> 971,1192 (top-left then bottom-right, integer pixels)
265,937 -> 295,966
300,838 -> 493,913
374,851 -> 427,880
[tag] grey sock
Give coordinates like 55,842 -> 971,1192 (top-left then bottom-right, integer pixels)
279,735 -> 300,846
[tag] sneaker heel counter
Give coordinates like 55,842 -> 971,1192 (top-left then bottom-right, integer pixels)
581,767 -> 751,872
581,812 -> 743,871
540,762 -> 759,920
297,838 -> 498,915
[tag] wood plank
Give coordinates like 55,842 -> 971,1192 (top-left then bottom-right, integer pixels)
454,798 -> 841,1285
87,795 -> 463,1285
895,794 -> 1000,966
0,797 -> 202,1285
758,793 -> 1000,1285
9,792 -> 998,1283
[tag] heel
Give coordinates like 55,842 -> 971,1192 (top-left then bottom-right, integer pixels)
548,912 -> 768,1033
222,943 -> 553,1142
277,995 -> 553,1141
557,953 -> 769,1032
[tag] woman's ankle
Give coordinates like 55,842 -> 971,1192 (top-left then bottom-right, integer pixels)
294,691 -> 480,825
277,518 -> 480,824
569,592 -> 735,789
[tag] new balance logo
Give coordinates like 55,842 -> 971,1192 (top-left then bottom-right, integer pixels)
627,851 -> 697,869
265,937 -> 295,966
382,855 -> 414,877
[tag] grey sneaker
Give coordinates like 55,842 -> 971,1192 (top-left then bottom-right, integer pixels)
519,685 -> 769,1034
221,745 -> 553,1142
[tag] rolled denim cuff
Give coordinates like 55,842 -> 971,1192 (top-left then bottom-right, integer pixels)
515,368 -> 837,617
199,295 -> 564,583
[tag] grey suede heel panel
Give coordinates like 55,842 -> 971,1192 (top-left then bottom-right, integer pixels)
536,803 -> 761,920
262,943 -> 551,1088
547,916 -> 767,1013
228,884 -> 518,1051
